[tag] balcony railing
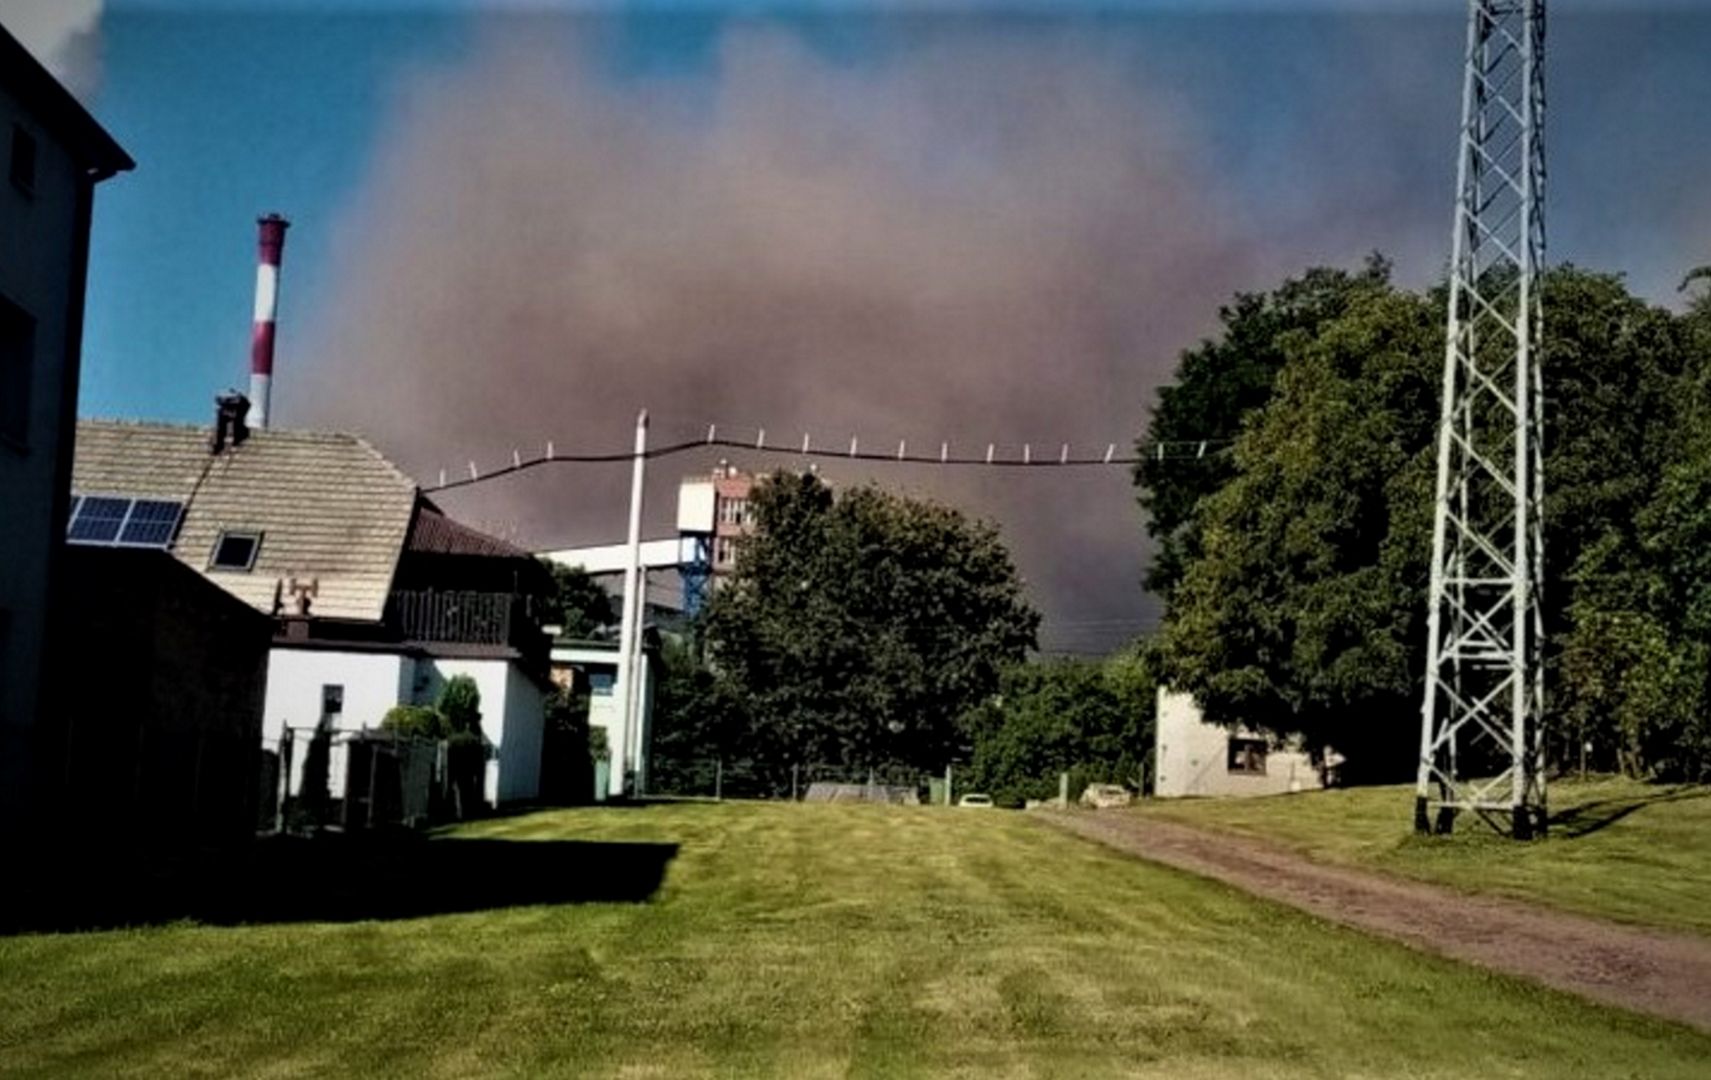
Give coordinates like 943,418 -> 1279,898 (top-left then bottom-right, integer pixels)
385,590 -> 547,668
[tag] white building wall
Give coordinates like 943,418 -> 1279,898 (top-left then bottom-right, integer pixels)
264,647 -> 547,808
1153,687 -> 1324,799
262,648 -> 414,799
501,663 -> 546,803
422,657 -> 544,806
262,648 -> 413,742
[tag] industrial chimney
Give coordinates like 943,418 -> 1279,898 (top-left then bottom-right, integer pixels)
249,213 -> 289,428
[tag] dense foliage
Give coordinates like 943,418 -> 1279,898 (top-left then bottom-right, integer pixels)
538,561 -> 618,639
1141,263 -> 1711,782
377,676 -> 489,812
965,650 -> 1157,807
1135,258 -> 1395,599
697,473 -> 1039,790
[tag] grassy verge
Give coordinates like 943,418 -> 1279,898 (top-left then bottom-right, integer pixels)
1134,776 -> 1711,936
1,802 -> 1707,1077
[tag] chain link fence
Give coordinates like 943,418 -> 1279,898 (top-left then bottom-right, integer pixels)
645,756 -> 968,804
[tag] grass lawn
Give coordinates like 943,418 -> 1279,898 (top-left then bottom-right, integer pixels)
1134,776 -> 1711,937
2,803 -> 1708,1078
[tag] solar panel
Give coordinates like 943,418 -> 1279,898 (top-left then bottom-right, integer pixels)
117,499 -> 183,547
66,495 -> 184,548
67,497 -> 130,544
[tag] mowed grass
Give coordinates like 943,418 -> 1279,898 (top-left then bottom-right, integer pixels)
1134,776 -> 1711,936
3,804 -> 1709,1078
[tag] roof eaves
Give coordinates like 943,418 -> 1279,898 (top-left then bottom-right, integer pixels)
0,25 -> 133,178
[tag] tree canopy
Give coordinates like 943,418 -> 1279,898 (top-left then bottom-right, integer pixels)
538,561 -> 618,640
1135,258 -> 1395,598
965,649 -> 1157,807
1144,263 -> 1711,781
699,472 -> 1039,788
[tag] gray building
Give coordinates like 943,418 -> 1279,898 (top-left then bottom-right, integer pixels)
0,23 -> 132,837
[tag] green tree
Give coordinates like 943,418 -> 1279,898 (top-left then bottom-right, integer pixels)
438,675 -> 482,735
539,685 -> 597,804
1135,258 -> 1394,598
380,704 -> 448,739
647,637 -> 751,796
539,561 -> 618,639
702,473 -> 1039,789
436,675 -> 486,812
1159,283 -> 1439,780
966,649 -> 1157,807
1156,266 -> 1692,780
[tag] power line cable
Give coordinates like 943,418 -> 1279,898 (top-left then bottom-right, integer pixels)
424,428 -> 1233,494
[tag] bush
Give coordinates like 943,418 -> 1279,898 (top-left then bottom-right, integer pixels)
381,704 -> 449,740
439,675 -> 482,736
965,650 -> 1157,807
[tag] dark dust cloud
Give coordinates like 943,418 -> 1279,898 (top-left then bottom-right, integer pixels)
284,16 -> 1435,652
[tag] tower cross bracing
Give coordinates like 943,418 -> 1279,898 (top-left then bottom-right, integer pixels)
1417,0 -> 1547,838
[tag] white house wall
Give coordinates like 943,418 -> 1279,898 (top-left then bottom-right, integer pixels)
263,648 -> 413,742
502,663 -> 546,803
423,657 -> 544,806
1153,687 -> 1324,799
265,647 -> 547,807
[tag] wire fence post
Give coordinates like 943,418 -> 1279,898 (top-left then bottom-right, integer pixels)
791,763 -> 799,802
944,763 -> 953,805
714,757 -> 723,802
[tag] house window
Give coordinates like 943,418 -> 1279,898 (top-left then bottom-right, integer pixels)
9,125 -> 36,195
714,536 -> 739,567
719,498 -> 749,526
321,684 -> 344,720
0,295 -> 34,449
588,671 -> 616,697
210,530 -> 262,571
1228,737 -> 1268,775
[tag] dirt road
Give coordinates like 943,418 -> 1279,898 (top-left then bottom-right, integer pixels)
1043,810 -> 1711,1033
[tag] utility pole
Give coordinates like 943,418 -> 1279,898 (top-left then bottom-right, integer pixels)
1417,0 -> 1547,838
615,410 -> 648,799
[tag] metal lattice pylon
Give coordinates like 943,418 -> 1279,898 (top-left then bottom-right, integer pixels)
1416,0 -> 1547,838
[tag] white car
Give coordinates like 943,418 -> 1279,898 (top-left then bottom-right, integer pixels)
957,793 -> 994,808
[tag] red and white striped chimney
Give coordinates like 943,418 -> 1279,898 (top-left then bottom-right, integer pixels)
249,213 -> 290,428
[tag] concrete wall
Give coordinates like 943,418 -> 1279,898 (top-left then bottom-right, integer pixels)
1153,687 -> 1325,799
0,79 -> 84,832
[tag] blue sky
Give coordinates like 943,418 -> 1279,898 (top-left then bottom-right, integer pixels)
15,0 -> 1711,645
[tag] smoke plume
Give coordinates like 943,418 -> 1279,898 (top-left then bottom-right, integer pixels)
2,0 -> 104,99
288,19 -> 1305,648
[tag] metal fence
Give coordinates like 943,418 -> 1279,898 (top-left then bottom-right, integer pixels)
261,727 -> 456,834
644,757 -> 962,804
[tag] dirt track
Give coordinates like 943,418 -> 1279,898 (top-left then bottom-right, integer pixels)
1043,811 -> 1711,1033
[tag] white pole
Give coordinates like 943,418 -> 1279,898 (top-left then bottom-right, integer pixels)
614,409 -> 648,798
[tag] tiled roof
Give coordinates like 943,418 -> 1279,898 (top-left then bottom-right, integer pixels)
408,504 -> 531,560
72,420 -> 419,622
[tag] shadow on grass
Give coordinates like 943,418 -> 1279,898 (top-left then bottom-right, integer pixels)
0,834 -> 678,934
1547,785 -> 1711,839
